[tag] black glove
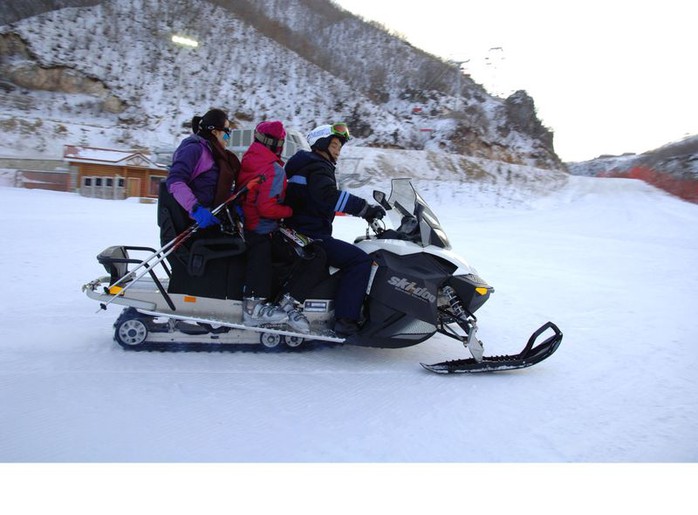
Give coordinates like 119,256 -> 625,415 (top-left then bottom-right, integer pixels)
361,204 -> 386,223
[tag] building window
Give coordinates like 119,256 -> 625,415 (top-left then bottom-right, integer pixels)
242,130 -> 253,146
83,177 -> 92,186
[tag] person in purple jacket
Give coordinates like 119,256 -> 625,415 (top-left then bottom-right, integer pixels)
166,108 -> 240,228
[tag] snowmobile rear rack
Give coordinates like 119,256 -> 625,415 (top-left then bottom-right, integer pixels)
421,321 -> 563,374
96,245 -> 176,311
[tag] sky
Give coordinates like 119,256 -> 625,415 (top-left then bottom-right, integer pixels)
333,0 -> 698,162
1,147 -> 696,510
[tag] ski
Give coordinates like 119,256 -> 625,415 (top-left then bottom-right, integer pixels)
421,321 -> 563,374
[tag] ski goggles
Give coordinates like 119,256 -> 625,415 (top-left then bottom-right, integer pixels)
330,122 -> 351,141
255,130 -> 284,153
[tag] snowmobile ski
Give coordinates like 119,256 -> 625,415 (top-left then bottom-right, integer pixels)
421,321 -> 563,374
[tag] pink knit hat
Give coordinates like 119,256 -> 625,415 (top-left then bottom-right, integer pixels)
254,120 -> 286,156
255,120 -> 286,140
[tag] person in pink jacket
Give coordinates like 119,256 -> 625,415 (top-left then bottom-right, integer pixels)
237,120 -> 309,332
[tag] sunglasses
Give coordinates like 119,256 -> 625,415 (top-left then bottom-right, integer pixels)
206,125 -> 231,135
330,122 -> 351,140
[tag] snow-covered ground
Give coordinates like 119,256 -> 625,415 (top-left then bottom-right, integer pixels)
0,173 -> 695,511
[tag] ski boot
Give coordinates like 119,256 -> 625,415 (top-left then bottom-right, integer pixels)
279,293 -> 311,334
242,297 -> 289,327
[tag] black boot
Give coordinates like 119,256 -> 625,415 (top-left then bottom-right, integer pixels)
334,318 -> 361,337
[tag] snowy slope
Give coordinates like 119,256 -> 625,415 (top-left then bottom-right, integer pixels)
1,167 -> 696,512
1,170 -> 696,465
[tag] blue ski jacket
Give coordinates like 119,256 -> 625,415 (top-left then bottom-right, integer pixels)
284,150 -> 367,238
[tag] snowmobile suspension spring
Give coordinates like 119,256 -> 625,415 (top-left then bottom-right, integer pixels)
443,286 -> 469,322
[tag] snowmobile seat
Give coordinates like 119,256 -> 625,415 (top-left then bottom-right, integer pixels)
97,245 -> 163,285
157,180 -> 248,299
186,236 -> 246,276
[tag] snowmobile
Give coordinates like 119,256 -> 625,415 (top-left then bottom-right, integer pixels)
82,178 -> 562,373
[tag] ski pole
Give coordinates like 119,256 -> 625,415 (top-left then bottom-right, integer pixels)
100,175 -> 265,309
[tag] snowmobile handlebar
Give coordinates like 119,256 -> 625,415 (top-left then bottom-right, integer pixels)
369,217 -> 386,234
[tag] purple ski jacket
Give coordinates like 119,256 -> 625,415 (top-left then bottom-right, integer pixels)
166,135 -> 218,213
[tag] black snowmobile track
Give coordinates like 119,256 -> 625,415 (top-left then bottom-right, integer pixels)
117,340 -> 341,354
421,321 -> 563,374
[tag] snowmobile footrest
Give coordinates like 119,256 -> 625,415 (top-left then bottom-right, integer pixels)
421,321 -> 563,374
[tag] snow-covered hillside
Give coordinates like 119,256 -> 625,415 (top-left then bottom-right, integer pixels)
567,134 -> 698,203
339,146 -> 568,206
0,0 -> 559,168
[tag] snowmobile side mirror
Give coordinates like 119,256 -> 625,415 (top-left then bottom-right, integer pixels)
373,190 -> 391,210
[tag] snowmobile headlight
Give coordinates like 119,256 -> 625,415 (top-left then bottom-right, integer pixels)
475,287 -> 489,296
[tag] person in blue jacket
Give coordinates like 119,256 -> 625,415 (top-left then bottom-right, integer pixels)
284,123 -> 385,336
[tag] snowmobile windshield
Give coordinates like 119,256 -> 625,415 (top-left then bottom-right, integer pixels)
385,178 -> 451,249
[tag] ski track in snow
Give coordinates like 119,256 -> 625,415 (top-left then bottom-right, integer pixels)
0,175 -> 697,462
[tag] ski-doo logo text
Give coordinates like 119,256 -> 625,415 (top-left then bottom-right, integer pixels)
388,276 -> 436,303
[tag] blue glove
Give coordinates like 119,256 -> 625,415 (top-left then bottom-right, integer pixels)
190,204 -> 220,228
